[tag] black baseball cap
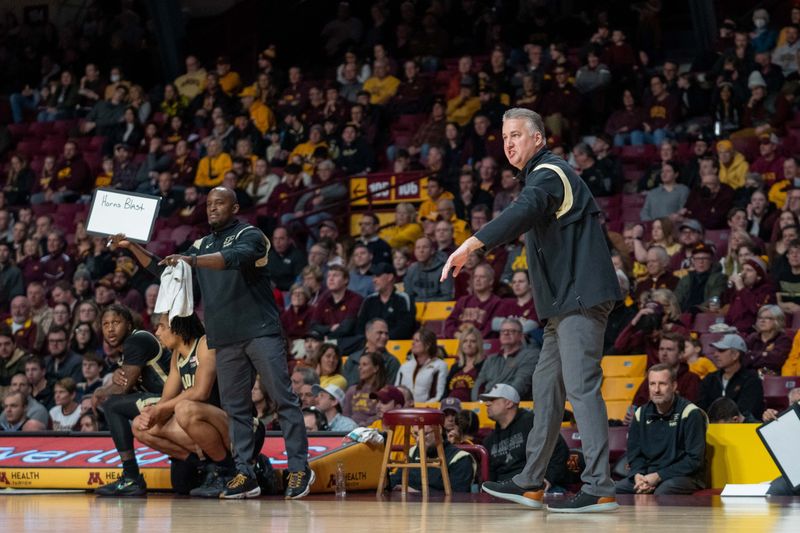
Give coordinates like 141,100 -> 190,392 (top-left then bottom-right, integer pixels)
369,263 -> 396,276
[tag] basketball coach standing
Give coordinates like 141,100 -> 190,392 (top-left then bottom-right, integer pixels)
441,109 -> 620,513
113,187 -> 313,499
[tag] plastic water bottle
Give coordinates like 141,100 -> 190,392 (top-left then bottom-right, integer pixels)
335,461 -> 346,497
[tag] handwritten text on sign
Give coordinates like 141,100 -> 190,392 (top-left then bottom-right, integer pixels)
86,188 -> 161,243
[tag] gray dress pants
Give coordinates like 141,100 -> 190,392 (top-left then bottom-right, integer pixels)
512,300 -> 616,497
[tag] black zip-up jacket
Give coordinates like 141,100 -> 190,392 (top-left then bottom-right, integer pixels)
266,244 -> 307,292
356,289 -> 416,340
474,149 -> 621,319
147,219 -> 280,348
697,366 -> 764,420
627,395 -> 708,482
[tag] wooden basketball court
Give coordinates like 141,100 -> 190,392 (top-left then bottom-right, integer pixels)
3,492 -> 799,532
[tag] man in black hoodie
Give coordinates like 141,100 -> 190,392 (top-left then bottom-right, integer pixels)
480,384 -> 569,488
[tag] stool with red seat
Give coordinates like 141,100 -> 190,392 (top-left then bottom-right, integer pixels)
376,408 -> 451,497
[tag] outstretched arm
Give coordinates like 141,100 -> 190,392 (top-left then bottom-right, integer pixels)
108,234 -> 155,268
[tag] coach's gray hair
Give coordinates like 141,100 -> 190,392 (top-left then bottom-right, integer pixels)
502,108 -> 546,138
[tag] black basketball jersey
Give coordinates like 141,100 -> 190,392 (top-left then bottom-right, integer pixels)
177,336 -> 220,407
121,330 -> 171,394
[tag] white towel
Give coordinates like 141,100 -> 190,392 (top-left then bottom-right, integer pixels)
154,261 -> 194,322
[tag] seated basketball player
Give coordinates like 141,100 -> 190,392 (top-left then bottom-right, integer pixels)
93,305 -> 171,497
132,312 -> 236,498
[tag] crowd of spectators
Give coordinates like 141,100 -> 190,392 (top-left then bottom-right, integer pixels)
4,0 -> 800,494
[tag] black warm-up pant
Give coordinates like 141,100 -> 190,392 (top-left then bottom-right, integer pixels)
103,393 -> 160,453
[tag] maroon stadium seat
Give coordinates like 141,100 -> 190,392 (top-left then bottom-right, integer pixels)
29,156 -> 44,174
170,225 -> 194,245
26,121 -> 50,138
731,137 -> 758,162
31,203 -> 57,216
7,123 -> 28,140
559,425 -> 628,462
51,119 -> 78,136
41,138 -> 65,155
699,332 -> 725,357
763,376 -> 800,410
424,319 -> 447,337
693,312 -> 720,333
15,140 -> 41,158
482,339 -> 501,354
560,426 -> 582,449
454,444 -> 490,483
621,193 -> 645,209
89,136 -> 107,151
705,230 -> 729,255
608,426 -> 628,461
147,240 -> 175,257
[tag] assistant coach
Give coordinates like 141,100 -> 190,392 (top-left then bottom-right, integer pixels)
114,187 -> 313,500
441,108 -> 621,513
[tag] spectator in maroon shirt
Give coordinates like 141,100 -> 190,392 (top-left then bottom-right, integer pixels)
635,246 -> 679,301
266,163 -> 305,224
460,113 -> 504,165
110,265 -> 143,313
445,325 -> 485,402
40,230 -> 75,289
392,60 -> 430,114
309,265 -> 363,342
492,271 -> 539,336
683,170 -> 735,230
4,296 -> 38,355
724,256 -> 775,334
750,132 -> 786,189
302,85 -> 326,126
603,29 -> 637,78
445,263 -> 502,338
281,284 -> 313,345
541,65 -> 581,142
276,66 -> 309,116
174,185 -> 206,227
741,73 -> 771,132
743,304 -> 791,375
169,139 -> 198,187
642,74 -> 680,145
631,333 -> 700,407
606,89 -> 646,146
405,98 -> 447,160
30,142 -> 87,205
18,238 -> 44,285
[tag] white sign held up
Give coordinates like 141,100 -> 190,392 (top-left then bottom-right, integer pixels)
86,188 -> 161,243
